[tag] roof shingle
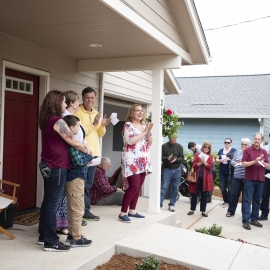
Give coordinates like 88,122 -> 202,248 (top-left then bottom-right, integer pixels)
165,74 -> 270,117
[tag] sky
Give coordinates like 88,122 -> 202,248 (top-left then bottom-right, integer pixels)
172,0 -> 270,77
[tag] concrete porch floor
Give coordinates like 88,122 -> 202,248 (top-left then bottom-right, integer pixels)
0,196 -> 269,270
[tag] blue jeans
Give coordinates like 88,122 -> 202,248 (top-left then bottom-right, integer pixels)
242,180 -> 265,224
228,177 -> 244,215
38,161 -> 67,246
190,177 -> 207,212
160,167 -> 181,207
260,171 -> 270,216
219,172 -> 231,204
84,165 -> 96,213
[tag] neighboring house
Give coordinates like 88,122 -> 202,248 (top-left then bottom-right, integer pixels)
165,74 -> 270,153
0,0 -> 210,212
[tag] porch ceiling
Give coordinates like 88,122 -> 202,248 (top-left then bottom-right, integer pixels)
0,0 -> 173,60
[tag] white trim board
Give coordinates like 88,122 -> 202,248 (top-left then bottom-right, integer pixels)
78,55 -> 182,73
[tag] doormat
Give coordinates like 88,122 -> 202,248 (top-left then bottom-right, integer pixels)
13,209 -> 40,226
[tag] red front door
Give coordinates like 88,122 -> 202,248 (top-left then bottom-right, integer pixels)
3,68 -> 39,210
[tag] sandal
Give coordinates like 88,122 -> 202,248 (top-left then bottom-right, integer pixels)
201,212 -> 208,217
56,227 -> 69,235
187,211 -> 194,215
226,212 -> 234,217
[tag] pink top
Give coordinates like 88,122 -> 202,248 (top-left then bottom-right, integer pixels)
41,116 -> 71,169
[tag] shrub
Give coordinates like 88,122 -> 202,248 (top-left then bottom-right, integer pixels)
135,254 -> 161,270
183,152 -> 193,171
212,152 -> 220,187
195,223 -> 222,236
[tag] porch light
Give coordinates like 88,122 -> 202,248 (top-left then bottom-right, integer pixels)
89,44 -> 102,48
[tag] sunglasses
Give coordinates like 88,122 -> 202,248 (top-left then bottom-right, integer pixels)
224,142 -> 231,144
241,144 -> 247,146
204,146 -> 210,149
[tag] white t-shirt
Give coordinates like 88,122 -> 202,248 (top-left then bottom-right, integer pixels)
62,109 -> 86,143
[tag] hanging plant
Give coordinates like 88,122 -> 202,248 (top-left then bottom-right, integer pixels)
145,108 -> 183,138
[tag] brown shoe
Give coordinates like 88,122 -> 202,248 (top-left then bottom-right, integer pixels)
250,220 -> 263,228
242,223 -> 251,230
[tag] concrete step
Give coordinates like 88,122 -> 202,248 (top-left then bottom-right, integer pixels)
116,223 -> 269,270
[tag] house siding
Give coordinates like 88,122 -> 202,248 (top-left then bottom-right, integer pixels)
264,118 -> 270,143
0,32 -> 100,102
175,118 -> 259,153
104,71 -> 153,104
0,32 -> 101,207
121,0 -> 187,49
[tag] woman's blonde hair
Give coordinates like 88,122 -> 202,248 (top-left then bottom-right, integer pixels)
201,141 -> 212,154
125,104 -> 145,124
64,90 -> 79,108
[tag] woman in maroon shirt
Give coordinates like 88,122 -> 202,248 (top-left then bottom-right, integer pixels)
38,90 -> 87,252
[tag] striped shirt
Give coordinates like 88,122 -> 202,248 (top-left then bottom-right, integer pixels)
231,150 -> 245,179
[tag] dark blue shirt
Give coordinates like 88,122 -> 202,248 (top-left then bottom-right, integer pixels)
218,148 -> 237,174
198,165 -> 204,178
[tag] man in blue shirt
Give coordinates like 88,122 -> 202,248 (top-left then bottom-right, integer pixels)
258,133 -> 270,221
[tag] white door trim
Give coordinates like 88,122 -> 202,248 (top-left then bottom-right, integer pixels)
1,60 -> 50,207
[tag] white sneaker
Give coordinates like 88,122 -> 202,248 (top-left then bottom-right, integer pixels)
168,206 -> 175,212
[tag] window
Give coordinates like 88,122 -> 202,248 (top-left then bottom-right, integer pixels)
5,76 -> 33,95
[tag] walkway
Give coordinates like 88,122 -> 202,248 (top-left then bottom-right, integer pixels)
0,196 -> 269,270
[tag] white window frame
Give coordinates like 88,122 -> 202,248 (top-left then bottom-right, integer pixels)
5,76 -> 34,95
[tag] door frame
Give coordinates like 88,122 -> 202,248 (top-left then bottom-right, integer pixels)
1,60 -> 50,207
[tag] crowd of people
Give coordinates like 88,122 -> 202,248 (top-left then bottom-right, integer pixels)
38,89 -> 152,252
162,134 -> 269,231
37,87 -> 270,252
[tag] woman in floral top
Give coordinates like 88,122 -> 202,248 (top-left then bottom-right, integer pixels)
119,104 -> 153,223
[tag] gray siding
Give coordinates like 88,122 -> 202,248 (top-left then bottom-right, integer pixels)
174,118 -> 259,153
264,118 -> 270,143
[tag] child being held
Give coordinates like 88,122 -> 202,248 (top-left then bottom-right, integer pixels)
63,115 -> 92,248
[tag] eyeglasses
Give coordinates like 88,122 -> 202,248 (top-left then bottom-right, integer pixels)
241,144 -> 247,146
204,146 -> 210,149
224,142 -> 231,144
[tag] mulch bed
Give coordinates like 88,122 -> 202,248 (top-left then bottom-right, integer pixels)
95,254 -> 192,270
212,187 -> 242,203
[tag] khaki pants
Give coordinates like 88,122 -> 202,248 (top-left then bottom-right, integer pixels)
65,178 -> 84,240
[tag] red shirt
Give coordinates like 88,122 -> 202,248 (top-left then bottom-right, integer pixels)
41,115 -> 71,169
90,166 -> 117,205
242,145 -> 268,181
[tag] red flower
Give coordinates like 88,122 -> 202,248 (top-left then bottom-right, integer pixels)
130,164 -> 138,173
166,109 -> 173,115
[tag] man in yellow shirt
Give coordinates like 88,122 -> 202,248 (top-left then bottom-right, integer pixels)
76,87 -> 110,221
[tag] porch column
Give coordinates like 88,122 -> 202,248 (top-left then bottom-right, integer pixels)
148,68 -> 164,213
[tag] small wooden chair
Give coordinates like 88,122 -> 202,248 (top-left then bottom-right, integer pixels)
0,179 -> 20,240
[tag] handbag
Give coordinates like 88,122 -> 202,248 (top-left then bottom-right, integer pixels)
186,168 -> 197,183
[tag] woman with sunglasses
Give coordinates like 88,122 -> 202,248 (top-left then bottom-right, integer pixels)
187,142 -> 214,217
216,138 -> 237,208
226,138 -> 251,217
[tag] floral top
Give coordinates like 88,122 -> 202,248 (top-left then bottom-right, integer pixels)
121,122 -> 152,178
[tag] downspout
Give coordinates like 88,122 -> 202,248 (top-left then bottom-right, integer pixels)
258,118 -> 264,147
99,73 -> 105,155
